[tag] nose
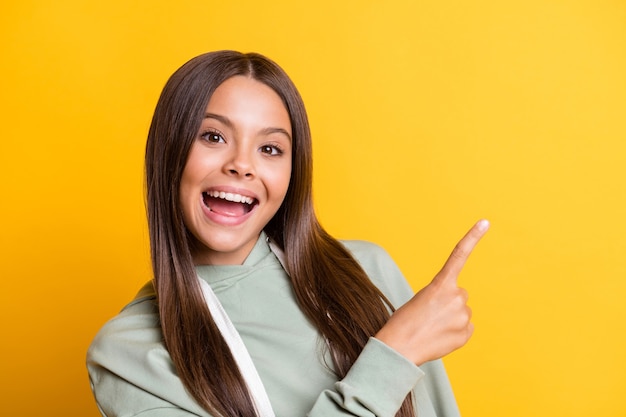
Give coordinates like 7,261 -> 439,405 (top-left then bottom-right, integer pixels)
224,146 -> 255,178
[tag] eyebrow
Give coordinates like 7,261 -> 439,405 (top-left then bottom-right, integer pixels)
204,112 -> 292,142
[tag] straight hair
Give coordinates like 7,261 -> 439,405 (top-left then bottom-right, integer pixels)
145,50 -> 414,417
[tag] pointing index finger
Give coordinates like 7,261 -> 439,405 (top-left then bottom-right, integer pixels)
438,219 -> 490,282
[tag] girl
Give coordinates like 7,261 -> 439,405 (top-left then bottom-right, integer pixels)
87,50 -> 488,417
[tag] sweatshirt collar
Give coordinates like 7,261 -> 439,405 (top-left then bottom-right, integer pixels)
195,231 -> 273,285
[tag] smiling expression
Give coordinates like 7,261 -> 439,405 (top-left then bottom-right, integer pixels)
179,76 -> 293,265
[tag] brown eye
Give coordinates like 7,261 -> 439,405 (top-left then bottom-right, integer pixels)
201,131 -> 225,143
260,144 -> 283,155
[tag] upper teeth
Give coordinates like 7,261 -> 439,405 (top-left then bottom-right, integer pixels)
206,190 -> 254,205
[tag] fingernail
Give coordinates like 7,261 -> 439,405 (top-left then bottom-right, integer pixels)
477,219 -> 490,232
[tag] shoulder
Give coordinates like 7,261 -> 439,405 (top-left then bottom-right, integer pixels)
87,281 -> 163,371
87,282 -> 207,416
340,240 -> 397,279
89,280 -> 161,353
340,239 -> 414,307
87,283 -> 167,380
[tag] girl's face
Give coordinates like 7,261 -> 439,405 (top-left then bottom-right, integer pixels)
180,76 -> 292,265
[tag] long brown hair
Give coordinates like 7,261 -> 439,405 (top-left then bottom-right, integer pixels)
145,51 -> 414,417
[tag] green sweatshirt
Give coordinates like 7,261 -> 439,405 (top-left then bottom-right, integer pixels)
87,233 -> 461,417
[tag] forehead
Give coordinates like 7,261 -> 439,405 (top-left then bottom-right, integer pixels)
203,76 -> 292,137
208,76 -> 287,113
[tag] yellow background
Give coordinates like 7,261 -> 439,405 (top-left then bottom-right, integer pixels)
1,0 -> 625,416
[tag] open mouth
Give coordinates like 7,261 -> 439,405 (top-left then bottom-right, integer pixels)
202,191 -> 258,216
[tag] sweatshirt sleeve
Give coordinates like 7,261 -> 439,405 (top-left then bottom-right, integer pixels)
335,240 -> 461,417
308,337 -> 423,417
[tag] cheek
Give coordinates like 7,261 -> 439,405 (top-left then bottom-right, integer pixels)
263,164 -> 291,208
179,147 -> 210,198
179,172 -> 193,205
274,165 -> 292,201
179,162 -> 201,216
178,185 -> 194,228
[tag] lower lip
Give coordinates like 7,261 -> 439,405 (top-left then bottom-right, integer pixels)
200,197 -> 255,227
